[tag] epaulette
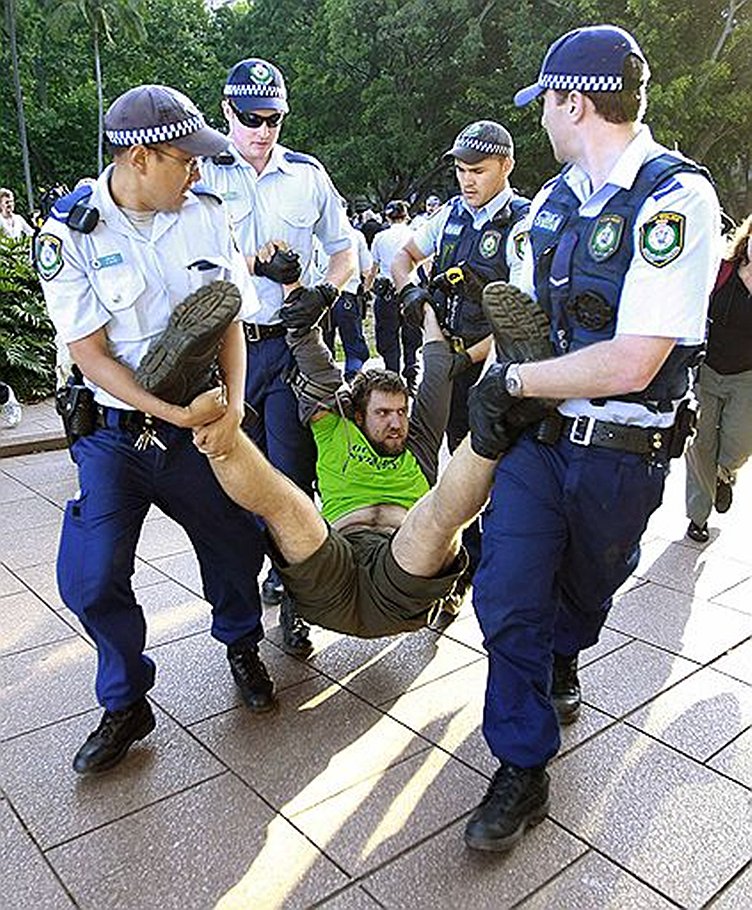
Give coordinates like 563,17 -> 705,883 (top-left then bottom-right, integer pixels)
49,185 -> 94,225
210,150 -> 235,166
283,150 -> 322,170
191,182 -> 223,204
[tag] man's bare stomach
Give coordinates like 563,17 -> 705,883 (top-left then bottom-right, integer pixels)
332,504 -> 408,534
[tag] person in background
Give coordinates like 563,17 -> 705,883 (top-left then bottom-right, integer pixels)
0,188 -> 33,240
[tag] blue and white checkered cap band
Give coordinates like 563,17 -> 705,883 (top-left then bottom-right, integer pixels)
106,114 -> 205,146
540,72 -> 623,92
460,136 -> 512,155
223,84 -> 285,98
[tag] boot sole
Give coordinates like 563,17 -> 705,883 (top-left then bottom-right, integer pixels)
73,712 -> 156,775
134,280 -> 241,405
481,282 -> 554,364
464,799 -> 550,852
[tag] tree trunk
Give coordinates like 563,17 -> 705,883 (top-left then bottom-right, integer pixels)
6,0 -> 34,211
93,26 -> 104,173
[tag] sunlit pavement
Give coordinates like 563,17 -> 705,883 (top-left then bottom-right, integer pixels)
1,402 -> 751,909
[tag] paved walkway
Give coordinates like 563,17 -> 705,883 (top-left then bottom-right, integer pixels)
1,408 -> 751,909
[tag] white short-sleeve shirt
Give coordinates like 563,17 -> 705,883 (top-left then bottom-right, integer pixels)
38,166 -> 259,409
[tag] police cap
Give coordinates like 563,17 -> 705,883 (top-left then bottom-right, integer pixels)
224,58 -> 289,114
443,121 -> 514,165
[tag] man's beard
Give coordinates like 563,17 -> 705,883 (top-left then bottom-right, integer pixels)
369,436 -> 406,458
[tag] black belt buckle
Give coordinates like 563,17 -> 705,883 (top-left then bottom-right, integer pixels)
244,323 -> 262,342
569,415 -> 595,446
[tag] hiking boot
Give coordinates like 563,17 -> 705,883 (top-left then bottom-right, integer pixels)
715,478 -> 733,514
552,653 -> 581,725
227,639 -> 276,712
481,281 -> 554,364
261,569 -> 284,608
134,280 -> 242,405
279,592 -> 313,658
686,520 -> 709,543
72,699 -> 156,775
464,761 -> 550,852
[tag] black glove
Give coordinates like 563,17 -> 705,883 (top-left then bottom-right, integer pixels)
468,362 -> 520,459
448,350 -> 473,379
373,276 -> 394,298
254,247 -> 302,284
280,283 -> 339,333
398,283 -> 434,328
430,261 -> 486,302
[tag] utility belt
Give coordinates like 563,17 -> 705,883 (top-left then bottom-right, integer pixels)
534,400 -> 697,460
96,405 -> 150,435
243,322 -> 287,343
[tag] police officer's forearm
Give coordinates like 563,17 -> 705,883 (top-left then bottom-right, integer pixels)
325,247 -> 356,290
467,335 -> 492,364
517,335 -> 675,400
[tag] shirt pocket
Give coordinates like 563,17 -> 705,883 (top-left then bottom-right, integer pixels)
92,268 -> 148,342
278,199 -> 319,231
185,255 -> 235,292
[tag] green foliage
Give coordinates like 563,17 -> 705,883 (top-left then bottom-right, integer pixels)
0,235 -> 56,401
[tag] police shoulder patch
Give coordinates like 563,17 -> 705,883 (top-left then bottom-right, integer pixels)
639,211 -> 685,268
35,233 -> 64,281
512,229 -> 528,261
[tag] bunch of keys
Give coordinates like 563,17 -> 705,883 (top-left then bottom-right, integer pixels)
134,414 -> 167,451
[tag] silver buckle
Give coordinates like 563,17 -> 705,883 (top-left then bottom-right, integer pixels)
244,322 -> 261,342
569,415 -> 595,446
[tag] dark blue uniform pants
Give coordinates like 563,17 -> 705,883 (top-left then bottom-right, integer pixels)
244,336 -> 317,496
323,292 -> 370,380
58,417 -> 266,712
473,433 -> 667,768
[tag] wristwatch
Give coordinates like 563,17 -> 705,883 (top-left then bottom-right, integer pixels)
504,363 -> 524,397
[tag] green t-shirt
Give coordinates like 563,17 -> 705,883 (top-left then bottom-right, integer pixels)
312,412 -> 430,524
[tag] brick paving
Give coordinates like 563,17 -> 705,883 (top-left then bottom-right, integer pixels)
1,402 -> 750,909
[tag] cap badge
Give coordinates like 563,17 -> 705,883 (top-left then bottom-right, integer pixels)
249,62 -> 274,85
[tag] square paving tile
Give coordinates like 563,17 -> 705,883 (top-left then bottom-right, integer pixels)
712,577 -> 752,615
149,633 -> 314,725
307,626 -> 483,708
607,582 -> 752,663
579,640 -> 699,718
713,639 -> 752,687
581,626 -> 633,666
435,607 -> 485,653
627,667 -> 752,762
550,723 -> 752,908
0,563 -> 25,597
0,637 -> 96,740
634,538 -> 752,601
148,549 -> 204,596
360,812 -> 585,909
1,450 -> 73,487
0,471 -> 36,504
0,588 -> 76,656
292,747 -> 487,877
708,863 -> 752,909
47,773 -> 349,910
192,676 -> 429,815
137,579 -> 212,647
0,520 -> 62,570
708,727 -> 752,789
0,799 -> 74,908
1,495 -> 62,534
135,515 -> 192,561
515,849 -> 677,909
317,885 -> 384,908
0,703 -> 224,848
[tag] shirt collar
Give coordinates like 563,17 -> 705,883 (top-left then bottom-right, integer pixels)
564,125 -> 658,202
459,185 -> 513,222
93,163 -> 196,233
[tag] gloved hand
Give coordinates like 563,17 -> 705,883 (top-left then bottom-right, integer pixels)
448,350 -> 474,379
430,261 -> 486,302
373,276 -> 394,298
280,283 -> 339,333
468,362 -> 520,459
398,283 -> 435,328
254,247 -> 302,284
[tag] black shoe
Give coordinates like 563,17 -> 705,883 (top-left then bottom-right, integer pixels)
72,699 -> 156,775
134,280 -> 241,405
715,478 -> 733,514
227,640 -> 276,712
481,281 -> 555,363
552,653 -> 581,725
464,761 -> 550,852
686,520 -> 709,543
279,592 -> 313,658
261,572 -> 284,608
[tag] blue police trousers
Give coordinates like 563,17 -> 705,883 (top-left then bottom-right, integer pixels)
473,432 -> 667,768
58,418 -> 266,711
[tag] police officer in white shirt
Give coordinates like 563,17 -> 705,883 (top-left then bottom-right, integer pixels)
200,58 -> 356,656
37,85 -> 275,776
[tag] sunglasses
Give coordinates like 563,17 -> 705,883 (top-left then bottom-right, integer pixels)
229,101 -> 284,129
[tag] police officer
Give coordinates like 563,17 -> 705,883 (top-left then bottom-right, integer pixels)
200,58 -> 356,656
463,26 -> 721,851
392,121 -> 530,453
36,85 -> 274,775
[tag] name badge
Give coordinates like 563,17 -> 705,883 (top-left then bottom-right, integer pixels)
91,253 -> 124,270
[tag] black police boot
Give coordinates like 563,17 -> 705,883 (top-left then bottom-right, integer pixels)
227,639 -> 276,712
261,566 -> 284,608
552,652 -> 581,725
464,761 -> 550,851
715,478 -> 733,514
279,592 -> 314,658
72,698 -> 156,775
